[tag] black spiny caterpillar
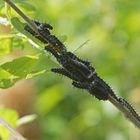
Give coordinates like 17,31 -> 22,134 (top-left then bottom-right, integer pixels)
24,21 -> 66,54
24,21 -> 115,101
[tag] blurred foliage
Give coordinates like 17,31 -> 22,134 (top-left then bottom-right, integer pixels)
0,0 -> 140,140
0,107 -> 19,140
0,107 -> 37,140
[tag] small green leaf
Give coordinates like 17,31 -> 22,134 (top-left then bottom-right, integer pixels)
0,54 -> 52,89
11,17 -> 26,33
0,67 -> 18,80
26,69 -> 46,79
1,55 -> 38,77
18,2 -> 36,11
11,17 -> 44,48
0,55 -> 38,88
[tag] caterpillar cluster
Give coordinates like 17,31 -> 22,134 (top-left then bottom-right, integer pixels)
24,21 -> 50,44
24,21 -> 66,54
49,51 -> 112,100
24,20 -> 115,101
24,20 -> 140,128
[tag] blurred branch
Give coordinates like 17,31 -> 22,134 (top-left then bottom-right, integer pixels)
0,117 -> 26,140
108,95 -> 140,129
3,0 -> 140,130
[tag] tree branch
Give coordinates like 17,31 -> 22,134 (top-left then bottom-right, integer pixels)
0,117 -> 26,140
3,0 -> 38,33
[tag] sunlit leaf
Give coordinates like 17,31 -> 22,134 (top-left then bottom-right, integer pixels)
18,2 -> 36,12
11,17 -> 44,48
0,55 -> 39,88
11,17 -> 26,33
0,39 -> 12,55
1,55 -> 38,77
26,69 -> 46,79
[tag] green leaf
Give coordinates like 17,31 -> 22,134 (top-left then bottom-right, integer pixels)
12,0 -> 36,12
11,17 -> 44,48
0,67 -> 18,80
26,69 -> 46,79
0,55 -> 39,88
18,2 -> 36,12
0,107 -> 19,140
1,55 -> 38,77
11,17 -> 26,33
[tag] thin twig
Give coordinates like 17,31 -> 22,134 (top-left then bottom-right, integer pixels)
0,117 -> 26,140
108,95 -> 140,129
3,0 -> 38,33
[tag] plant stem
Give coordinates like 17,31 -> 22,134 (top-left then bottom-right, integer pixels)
0,117 -> 26,140
3,0 -> 38,33
108,95 -> 140,129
